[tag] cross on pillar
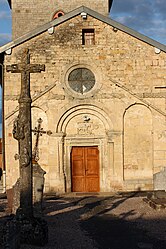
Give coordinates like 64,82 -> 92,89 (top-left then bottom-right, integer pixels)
6,48 -> 45,217
32,118 -> 52,162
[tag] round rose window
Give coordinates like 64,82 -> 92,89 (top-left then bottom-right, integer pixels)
68,68 -> 95,94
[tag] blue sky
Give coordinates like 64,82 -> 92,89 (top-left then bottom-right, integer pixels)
111,0 -> 166,45
0,0 -> 165,137
0,0 -> 11,46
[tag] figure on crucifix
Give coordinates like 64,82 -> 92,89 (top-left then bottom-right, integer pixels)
13,115 -> 25,140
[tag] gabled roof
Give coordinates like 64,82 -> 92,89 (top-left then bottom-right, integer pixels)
0,6 -> 166,54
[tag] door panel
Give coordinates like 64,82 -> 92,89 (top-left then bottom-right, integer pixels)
72,159 -> 84,176
87,147 -> 98,156
86,178 -> 99,192
86,159 -> 99,175
71,146 -> 99,192
72,177 -> 85,192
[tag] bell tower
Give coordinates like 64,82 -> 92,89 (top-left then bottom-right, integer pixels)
8,0 -> 113,39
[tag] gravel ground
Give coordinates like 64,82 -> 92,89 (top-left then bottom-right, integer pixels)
104,196 -> 166,241
0,193 -> 166,249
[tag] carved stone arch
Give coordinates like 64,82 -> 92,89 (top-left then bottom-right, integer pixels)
123,102 -> 152,117
56,104 -> 113,134
123,103 -> 153,185
56,104 -> 114,193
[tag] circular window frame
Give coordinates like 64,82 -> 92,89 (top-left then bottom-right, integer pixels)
63,64 -> 102,99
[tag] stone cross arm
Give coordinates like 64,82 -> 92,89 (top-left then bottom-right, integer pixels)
6,63 -> 45,73
6,48 -> 45,74
6,49 -> 45,102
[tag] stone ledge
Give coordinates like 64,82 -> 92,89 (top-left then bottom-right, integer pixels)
143,197 -> 166,210
143,191 -> 166,210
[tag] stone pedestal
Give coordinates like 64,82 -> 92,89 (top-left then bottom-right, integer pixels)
33,162 -> 46,217
15,163 -> 48,246
0,216 -> 20,249
154,167 -> 166,191
144,190 -> 166,210
6,163 -> 48,246
7,163 -> 46,215
15,212 -> 48,246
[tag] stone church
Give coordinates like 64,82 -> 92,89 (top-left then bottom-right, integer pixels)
0,0 -> 166,194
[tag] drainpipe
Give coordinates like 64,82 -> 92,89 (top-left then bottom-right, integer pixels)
0,61 -> 6,193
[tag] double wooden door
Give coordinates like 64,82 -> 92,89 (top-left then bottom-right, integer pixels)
71,146 -> 100,192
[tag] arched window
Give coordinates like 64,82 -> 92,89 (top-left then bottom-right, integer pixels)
52,10 -> 64,20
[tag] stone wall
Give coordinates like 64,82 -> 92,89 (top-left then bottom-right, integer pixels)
12,0 -> 109,39
4,14 -> 166,192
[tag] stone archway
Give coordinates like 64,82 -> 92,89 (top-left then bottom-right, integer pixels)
56,104 -> 113,192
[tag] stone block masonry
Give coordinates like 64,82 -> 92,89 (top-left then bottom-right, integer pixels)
4,11 -> 166,193
12,0 -> 109,39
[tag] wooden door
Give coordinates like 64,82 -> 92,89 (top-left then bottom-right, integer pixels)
71,146 -> 99,192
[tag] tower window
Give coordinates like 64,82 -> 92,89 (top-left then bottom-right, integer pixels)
53,10 -> 64,20
82,29 -> 95,45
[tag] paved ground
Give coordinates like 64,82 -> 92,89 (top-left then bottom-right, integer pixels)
0,193 -> 166,249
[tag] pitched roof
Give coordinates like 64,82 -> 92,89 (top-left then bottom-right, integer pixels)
0,6 -> 166,54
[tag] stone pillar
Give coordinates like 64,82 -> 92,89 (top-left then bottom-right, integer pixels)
154,167 -> 166,191
54,132 -> 66,192
6,49 -> 48,246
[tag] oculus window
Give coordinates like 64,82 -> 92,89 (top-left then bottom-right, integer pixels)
68,68 -> 95,94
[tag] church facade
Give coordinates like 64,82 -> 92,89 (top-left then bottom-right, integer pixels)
0,0 -> 166,193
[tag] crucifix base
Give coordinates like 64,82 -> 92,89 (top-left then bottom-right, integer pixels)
33,161 -> 46,218
15,213 -> 48,246
0,214 -> 48,248
15,161 -> 48,246
6,161 -> 48,247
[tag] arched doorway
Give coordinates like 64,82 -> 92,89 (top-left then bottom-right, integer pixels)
56,104 -> 113,192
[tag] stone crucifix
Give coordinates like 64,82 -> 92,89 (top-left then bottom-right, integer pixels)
32,118 -> 52,163
6,49 -> 45,218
